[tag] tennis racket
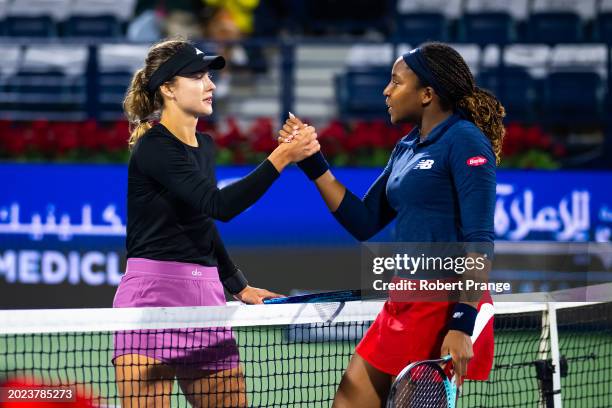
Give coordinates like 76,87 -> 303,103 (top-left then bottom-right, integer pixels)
263,289 -> 361,304
386,354 -> 457,408
264,289 -> 363,324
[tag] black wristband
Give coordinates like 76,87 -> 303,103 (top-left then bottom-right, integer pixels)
448,303 -> 478,336
297,151 -> 329,180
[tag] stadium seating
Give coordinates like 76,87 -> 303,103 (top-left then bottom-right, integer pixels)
526,0 -> 596,44
393,0 -> 462,44
63,0 -> 134,38
0,44 -> 22,115
63,15 -> 120,38
1,0 -> 612,43
542,44 -> 607,124
4,0 -> 68,37
526,12 -> 583,43
543,71 -> 603,123
458,0 -> 527,45
0,0 -> 135,38
0,0 -> 7,23
336,67 -> 390,119
295,0 -> 389,35
346,44 -> 396,68
97,44 -> 148,121
0,45 -> 87,120
464,0 -> 531,21
0,0 -> 608,128
0,41 -> 602,125
478,67 -> 536,122
460,12 -> 514,45
70,0 -> 134,22
480,44 -> 551,121
393,12 -> 448,44
459,0 -> 528,45
4,15 -> 55,37
595,0 -> 612,43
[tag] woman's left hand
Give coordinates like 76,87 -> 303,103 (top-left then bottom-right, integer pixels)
234,286 -> 285,304
440,329 -> 473,386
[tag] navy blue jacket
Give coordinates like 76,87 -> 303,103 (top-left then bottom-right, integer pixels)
334,113 -> 496,250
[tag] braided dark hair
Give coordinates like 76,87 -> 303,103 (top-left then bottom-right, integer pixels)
419,42 -> 506,164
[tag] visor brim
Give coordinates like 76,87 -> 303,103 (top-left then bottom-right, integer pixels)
178,55 -> 226,75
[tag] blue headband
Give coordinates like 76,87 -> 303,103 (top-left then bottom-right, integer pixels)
402,47 -> 450,101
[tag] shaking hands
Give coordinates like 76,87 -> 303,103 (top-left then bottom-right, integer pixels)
277,112 -> 320,162
267,112 -> 323,173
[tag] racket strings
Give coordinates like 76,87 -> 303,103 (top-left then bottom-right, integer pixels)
392,364 -> 448,407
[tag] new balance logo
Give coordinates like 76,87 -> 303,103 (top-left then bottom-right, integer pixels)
453,312 -> 464,319
414,159 -> 434,169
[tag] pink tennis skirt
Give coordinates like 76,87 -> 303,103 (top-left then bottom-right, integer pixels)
112,257 -> 240,373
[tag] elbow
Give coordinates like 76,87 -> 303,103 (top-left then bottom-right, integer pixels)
464,230 -> 495,243
334,210 -> 380,242
464,231 -> 495,257
216,212 -> 236,223
349,227 -> 377,242
335,216 -> 380,241
354,235 -> 372,242
209,199 -> 240,222
463,222 -> 495,243
351,233 -> 369,242
211,206 -> 238,222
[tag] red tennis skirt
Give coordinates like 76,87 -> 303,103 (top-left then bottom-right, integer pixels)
356,292 -> 494,379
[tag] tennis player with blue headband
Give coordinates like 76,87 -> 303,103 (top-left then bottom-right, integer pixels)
281,42 -> 505,406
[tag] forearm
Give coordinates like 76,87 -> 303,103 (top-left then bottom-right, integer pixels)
458,252 -> 490,305
308,168 -> 395,241
267,146 -> 291,173
213,159 -> 279,221
212,225 -> 248,294
313,170 -> 346,212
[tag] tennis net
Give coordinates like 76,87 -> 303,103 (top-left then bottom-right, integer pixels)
0,285 -> 611,407
462,293 -> 612,408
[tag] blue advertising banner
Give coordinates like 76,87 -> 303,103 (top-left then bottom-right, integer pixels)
0,164 -> 610,296
1,164 -> 610,245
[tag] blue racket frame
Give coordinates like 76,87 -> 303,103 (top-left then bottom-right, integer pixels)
386,354 -> 457,408
263,289 -> 361,304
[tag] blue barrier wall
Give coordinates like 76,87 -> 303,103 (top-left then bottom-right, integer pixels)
1,163 -> 611,246
0,163 -> 610,306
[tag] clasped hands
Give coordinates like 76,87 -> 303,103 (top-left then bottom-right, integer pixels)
276,112 -> 320,162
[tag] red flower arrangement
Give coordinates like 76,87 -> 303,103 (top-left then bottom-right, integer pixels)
501,122 -> 565,169
0,118 -> 566,169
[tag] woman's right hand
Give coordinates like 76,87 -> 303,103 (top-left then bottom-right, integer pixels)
268,122 -> 320,171
278,113 -> 306,144
284,123 -> 320,162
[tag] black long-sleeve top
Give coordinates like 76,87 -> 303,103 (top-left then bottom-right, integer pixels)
126,123 -> 280,294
